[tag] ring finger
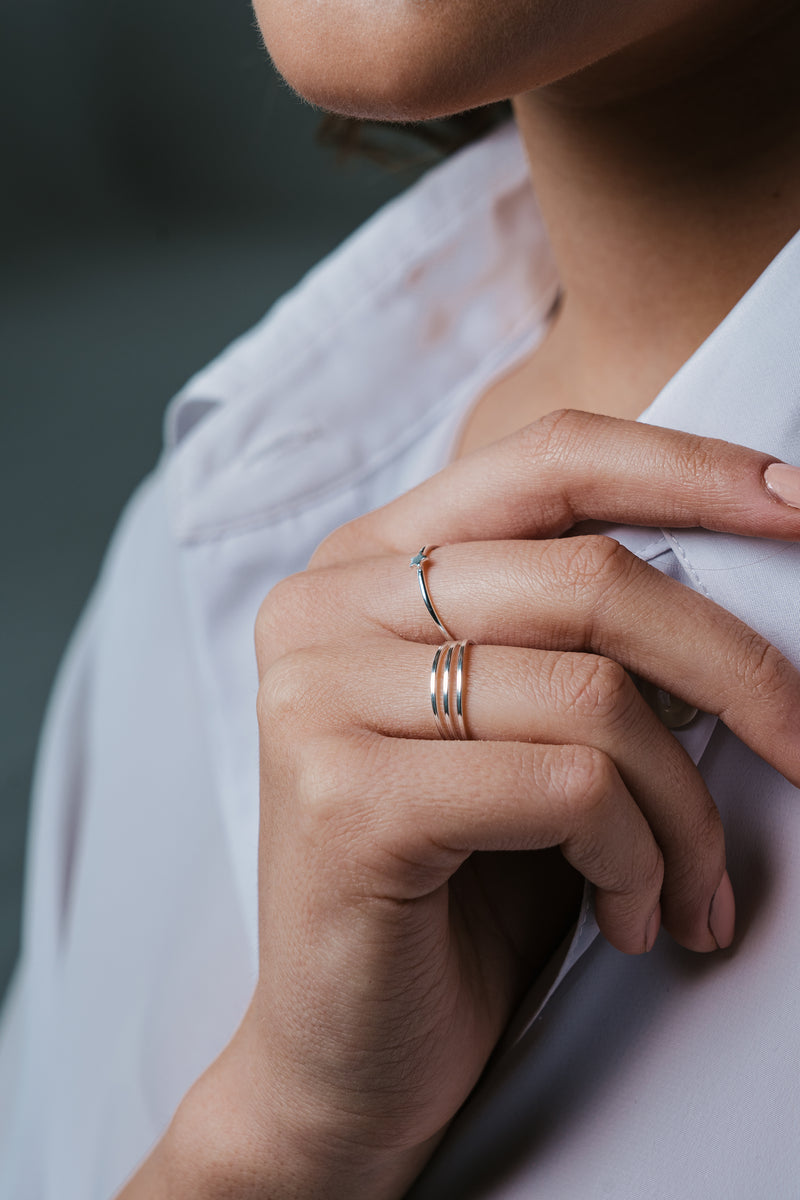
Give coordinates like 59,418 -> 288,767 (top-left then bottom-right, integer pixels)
306,637 -> 730,953
274,538 -> 800,790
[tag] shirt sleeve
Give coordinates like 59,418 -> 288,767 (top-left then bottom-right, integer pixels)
0,593 -> 99,1195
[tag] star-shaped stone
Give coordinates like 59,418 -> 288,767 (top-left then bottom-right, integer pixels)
410,548 -> 429,569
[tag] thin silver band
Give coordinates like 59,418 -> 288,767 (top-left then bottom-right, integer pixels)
430,639 -> 473,740
410,546 -> 454,640
430,645 -> 446,738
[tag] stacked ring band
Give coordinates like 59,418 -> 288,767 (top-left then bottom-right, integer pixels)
430,639 -> 473,740
410,547 -> 455,640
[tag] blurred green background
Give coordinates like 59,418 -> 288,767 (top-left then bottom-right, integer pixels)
0,0 -> 416,1003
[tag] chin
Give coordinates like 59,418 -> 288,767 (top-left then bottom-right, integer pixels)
254,0 -> 700,121
253,0 -> 565,121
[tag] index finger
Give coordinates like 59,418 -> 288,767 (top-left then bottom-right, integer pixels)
311,409 -> 800,567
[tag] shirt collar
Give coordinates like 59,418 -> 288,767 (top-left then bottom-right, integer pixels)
162,124 -> 800,977
165,119 -> 800,651
163,123 -> 559,542
637,227 -> 800,663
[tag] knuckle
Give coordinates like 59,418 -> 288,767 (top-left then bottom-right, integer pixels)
561,654 -> 637,724
666,434 -> 755,522
640,843 -> 666,898
514,409 -> 593,529
256,649 -> 317,733
523,407 -> 591,464
254,573 -> 307,664
642,840 -> 666,897
693,802 -> 726,866
731,630 -> 794,704
693,796 -> 726,858
670,435 -> 720,489
255,567 -> 338,669
257,649 -> 366,826
569,534 -> 622,583
543,534 -> 635,603
609,833 -> 664,905
308,519 -> 357,570
559,744 -> 618,814
578,534 -> 634,587
291,732 -> 383,853
292,736 -> 350,830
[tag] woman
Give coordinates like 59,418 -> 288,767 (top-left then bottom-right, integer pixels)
2,1 -> 800,1196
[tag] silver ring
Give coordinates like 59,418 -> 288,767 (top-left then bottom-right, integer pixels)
430,639 -> 473,740
410,546 -> 454,640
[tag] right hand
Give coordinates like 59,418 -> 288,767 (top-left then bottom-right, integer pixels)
138,412 -> 800,1199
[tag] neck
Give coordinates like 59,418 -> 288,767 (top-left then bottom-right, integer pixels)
511,2 -> 800,421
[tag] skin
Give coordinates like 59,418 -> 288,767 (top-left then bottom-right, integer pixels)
118,421 -> 800,1200
461,1 -> 800,449
259,0 -> 800,443
255,0 -> 782,121
117,1 -> 800,1196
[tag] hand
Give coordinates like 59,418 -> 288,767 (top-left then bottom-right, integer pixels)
130,411 -> 800,1199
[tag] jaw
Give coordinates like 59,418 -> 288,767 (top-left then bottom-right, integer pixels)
253,0 -> 665,123
255,0 -> 786,124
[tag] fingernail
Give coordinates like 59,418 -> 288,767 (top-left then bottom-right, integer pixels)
645,902 -> 661,953
764,462 -> 800,509
708,870 -> 736,950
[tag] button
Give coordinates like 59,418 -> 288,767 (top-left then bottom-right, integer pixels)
637,680 -> 699,730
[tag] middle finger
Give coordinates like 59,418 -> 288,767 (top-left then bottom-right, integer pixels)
320,637 -> 726,952
300,537 -> 800,788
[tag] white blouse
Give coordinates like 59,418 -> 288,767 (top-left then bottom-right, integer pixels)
1,123 -> 799,1199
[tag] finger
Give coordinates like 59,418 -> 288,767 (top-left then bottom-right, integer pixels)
298,639 -> 726,952
408,539 -> 800,789
311,409 -> 800,567
270,538 -> 800,788
348,734 -> 665,958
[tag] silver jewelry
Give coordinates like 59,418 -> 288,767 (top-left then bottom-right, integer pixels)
430,639 -> 473,740
410,546 -> 454,640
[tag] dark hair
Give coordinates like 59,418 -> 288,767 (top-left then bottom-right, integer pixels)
317,103 -> 513,169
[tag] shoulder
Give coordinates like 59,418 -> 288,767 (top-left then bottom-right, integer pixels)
160,122 -> 558,545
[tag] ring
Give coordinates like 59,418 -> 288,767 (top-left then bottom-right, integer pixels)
410,546 -> 455,640
430,639 -> 473,740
